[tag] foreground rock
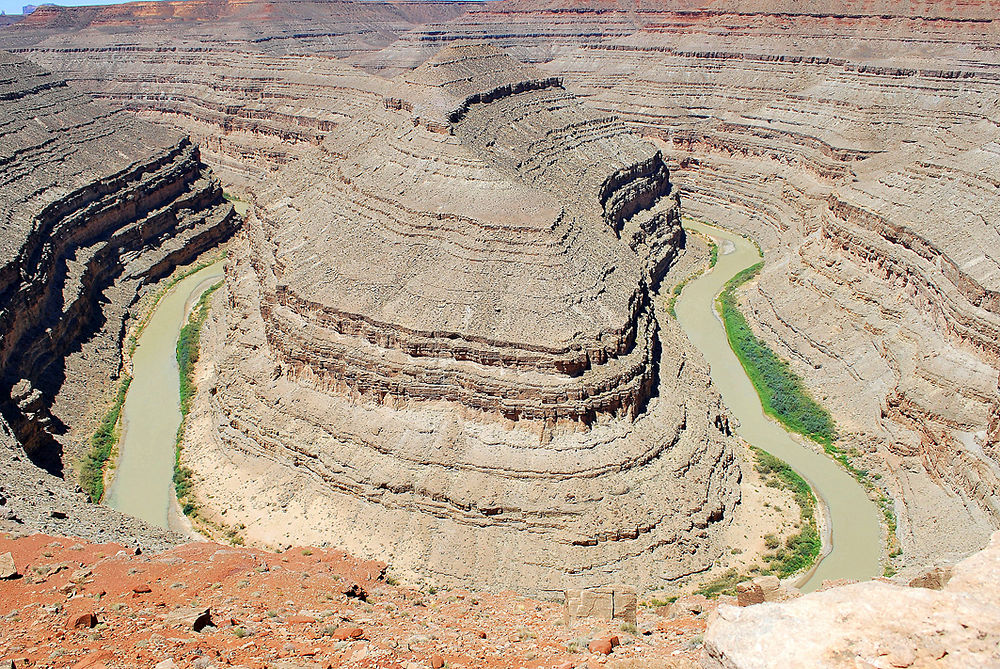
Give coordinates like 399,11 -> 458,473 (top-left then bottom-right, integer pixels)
703,531 -> 1000,668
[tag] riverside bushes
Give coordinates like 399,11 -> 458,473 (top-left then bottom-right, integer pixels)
717,263 -> 837,447
80,375 -> 131,502
174,280 -> 222,515
753,447 -> 821,577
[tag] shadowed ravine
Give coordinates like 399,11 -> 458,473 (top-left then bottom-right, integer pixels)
105,262 -> 223,530
674,220 -> 881,591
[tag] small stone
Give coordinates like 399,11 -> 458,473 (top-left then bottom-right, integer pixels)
736,581 -> 765,607
164,606 -> 214,632
429,655 -> 444,669
153,661 -> 179,669
342,582 -> 367,600
588,638 -> 613,655
331,626 -> 363,641
0,552 -> 17,579
68,612 -> 98,629
286,614 -> 317,624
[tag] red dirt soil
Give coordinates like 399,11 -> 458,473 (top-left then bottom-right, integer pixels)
0,533 -> 706,668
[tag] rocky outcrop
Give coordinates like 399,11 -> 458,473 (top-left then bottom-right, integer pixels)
703,531 -> 1000,668
182,44 -> 739,594
0,52 -> 238,473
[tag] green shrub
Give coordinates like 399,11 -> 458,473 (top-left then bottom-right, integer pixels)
173,280 -> 222,512
80,375 -> 132,502
717,263 -> 837,447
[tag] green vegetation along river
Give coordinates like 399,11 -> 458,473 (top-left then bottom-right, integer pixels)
674,219 -> 881,590
105,262 -> 223,529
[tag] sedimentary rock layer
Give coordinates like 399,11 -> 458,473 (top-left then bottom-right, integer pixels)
178,44 -> 740,593
0,51 -> 237,475
5,0 -> 998,577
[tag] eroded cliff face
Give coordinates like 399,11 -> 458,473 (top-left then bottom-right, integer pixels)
0,52 -> 238,476
180,45 -> 739,594
4,0 -> 998,578
353,0 -> 1000,568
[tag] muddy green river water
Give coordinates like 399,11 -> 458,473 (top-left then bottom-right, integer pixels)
105,263 -> 223,529
674,220 -> 881,590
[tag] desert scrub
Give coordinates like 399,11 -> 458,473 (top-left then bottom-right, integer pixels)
753,447 -> 821,577
716,260 -> 899,558
173,280 -> 222,518
80,375 -> 132,502
717,262 -> 837,448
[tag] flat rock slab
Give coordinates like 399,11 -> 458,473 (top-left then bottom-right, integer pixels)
0,551 -> 17,579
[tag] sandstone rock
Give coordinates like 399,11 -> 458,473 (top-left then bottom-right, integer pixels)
735,582 -> 764,607
429,655 -> 444,669
588,639 -> 613,655
751,576 -> 800,603
68,612 -> 98,629
153,661 -> 179,669
331,626 -> 363,641
703,531 -> 1000,668
662,595 -> 709,618
907,566 -> 953,590
0,552 -> 17,578
164,607 -> 214,632
566,587 -> 637,625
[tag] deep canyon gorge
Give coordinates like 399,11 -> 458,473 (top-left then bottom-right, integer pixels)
0,1 -> 999,667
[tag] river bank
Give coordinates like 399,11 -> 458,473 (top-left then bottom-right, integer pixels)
674,219 -> 881,591
103,262 -> 224,530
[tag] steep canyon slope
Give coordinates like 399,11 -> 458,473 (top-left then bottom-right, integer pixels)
0,52 -> 238,546
1,0 -> 998,582
184,44 -> 740,593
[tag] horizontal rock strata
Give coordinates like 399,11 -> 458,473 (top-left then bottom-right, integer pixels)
0,51 -> 235,545
6,0 -> 999,579
178,44 -> 740,593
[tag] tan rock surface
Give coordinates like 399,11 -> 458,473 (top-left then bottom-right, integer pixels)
187,44 -> 740,594
703,531 -> 1000,668
1,0 -> 998,597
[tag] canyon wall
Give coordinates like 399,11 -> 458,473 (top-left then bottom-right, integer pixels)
3,0 -> 998,578
182,44 -> 739,594
0,51 -> 237,516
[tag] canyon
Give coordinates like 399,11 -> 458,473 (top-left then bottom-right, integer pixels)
0,0 -> 998,667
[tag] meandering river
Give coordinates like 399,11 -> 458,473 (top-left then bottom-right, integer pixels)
105,262 -> 223,530
674,220 -> 881,591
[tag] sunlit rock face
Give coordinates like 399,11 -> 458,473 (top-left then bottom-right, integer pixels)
193,44 -> 739,593
4,0 -> 999,581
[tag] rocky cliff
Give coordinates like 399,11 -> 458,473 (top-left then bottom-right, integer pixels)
2,0 -> 998,585
0,51 -> 237,550
182,44 -> 739,595
0,52 -> 238,473
353,0 -> 1000,569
